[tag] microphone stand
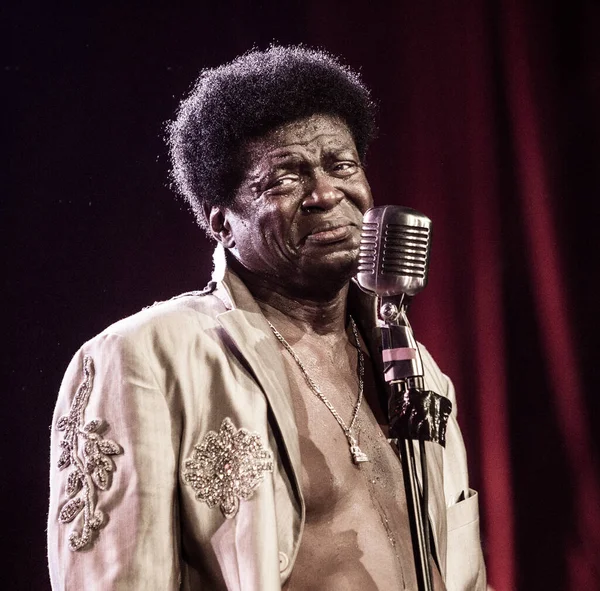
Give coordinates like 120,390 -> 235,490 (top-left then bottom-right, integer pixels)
378,298 -> 452,591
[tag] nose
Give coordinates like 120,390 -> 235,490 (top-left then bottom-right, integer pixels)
301,172 -> 344,211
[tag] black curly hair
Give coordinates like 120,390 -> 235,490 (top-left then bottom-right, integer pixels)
167,45 -> 377,230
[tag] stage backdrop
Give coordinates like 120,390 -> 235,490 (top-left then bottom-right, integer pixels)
6,1 -> 600,589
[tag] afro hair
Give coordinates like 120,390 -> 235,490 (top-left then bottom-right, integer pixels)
167,45 -> 377,230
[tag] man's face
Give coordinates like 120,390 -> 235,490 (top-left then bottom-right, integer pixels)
215,114 -> 373,292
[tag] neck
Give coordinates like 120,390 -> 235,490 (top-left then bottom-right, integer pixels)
228,258 -> 351,337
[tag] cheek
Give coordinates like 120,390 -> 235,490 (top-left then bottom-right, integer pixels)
231,199 -> 298,257
243,214 -> 293,261
361,180 -> 374,209
350,189 -> 373,216
259,205 -> 297,241
361,190 -> 374,212
349,176 -> 373,213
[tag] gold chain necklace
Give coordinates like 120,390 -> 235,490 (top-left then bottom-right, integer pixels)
267,316 -> 369,465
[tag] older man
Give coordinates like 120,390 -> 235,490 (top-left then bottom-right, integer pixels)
48,46 -> 486,590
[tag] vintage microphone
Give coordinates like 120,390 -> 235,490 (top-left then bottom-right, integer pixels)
356,205 -> 452,591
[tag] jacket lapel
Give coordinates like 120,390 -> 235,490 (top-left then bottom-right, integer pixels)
215,270 -> 305,510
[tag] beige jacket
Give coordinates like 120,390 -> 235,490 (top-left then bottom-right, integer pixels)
48,266 -> 486,590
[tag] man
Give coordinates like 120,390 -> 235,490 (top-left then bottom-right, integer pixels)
48,46 -> 486,590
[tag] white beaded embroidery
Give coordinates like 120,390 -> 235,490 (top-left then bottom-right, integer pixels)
55,355 -> 122,551
183,417 -> 274,518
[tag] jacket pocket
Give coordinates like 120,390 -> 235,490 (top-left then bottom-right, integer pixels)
445,489 -> 487,591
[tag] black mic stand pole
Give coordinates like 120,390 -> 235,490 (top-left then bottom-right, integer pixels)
378,298 -> 452,591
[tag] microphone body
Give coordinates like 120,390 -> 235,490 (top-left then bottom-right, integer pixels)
357,205 -> 432,384
355,204 -> 451,444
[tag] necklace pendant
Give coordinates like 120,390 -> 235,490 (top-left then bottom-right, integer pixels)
350,444 -> 369,464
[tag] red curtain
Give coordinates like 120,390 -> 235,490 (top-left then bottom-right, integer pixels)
499,1 -> 600,588
9,1 -> 599,588
308,1 -> 600,589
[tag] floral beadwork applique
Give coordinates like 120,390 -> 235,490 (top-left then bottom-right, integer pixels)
183,417 -> 274,519
55,355 -> 123,551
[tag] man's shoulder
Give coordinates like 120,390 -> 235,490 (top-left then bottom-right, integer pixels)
88,284 -> 227,348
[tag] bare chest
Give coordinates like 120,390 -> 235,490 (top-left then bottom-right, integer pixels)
279,347 -> 423,590
282,350 -> 406,516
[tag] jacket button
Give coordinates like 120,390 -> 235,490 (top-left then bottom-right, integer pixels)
278,551 -> 289,572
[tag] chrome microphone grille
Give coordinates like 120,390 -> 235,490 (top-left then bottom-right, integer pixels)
357,220 -> 378,274
381,224 -> 429,278
356,206 -> 432,297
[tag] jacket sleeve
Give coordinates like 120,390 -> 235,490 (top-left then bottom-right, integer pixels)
420,346 -> 487,591
48,332 -> 182,590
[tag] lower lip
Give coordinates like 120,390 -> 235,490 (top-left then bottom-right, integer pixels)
305,226 -> 353,244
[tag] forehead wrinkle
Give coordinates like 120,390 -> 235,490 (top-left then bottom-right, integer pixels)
265,130 -> 354,154
252,134 -> 356,170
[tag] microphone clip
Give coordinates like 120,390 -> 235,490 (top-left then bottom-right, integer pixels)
378,295 -> 452,447
378,296 -> 424,383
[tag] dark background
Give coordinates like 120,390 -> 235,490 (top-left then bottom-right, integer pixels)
6,1 -> 600,589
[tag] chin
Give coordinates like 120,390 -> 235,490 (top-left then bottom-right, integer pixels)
301,249 -> 359,284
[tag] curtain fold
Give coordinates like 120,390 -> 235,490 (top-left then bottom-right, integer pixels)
501,1 -> 600,588
463,5 -> 516,589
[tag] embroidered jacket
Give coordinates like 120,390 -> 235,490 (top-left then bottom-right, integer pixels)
48,264 -> 486,590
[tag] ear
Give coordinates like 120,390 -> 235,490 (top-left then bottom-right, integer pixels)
206,205 -> 236,249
